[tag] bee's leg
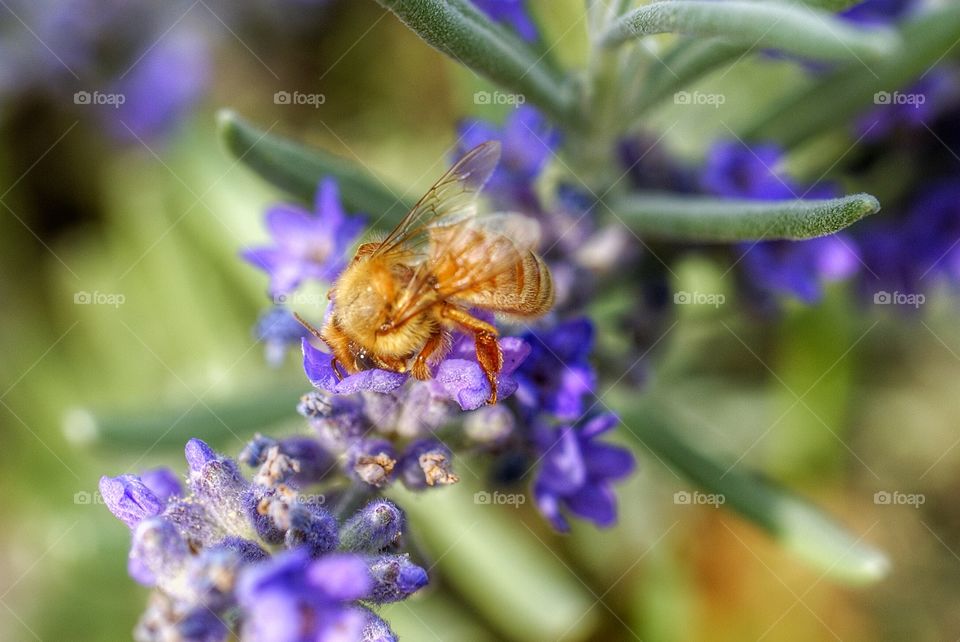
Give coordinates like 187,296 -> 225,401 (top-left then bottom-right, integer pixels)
412,331 -> 447,380
441,306 -> 502,404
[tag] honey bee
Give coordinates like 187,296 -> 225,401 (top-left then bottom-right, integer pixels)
301,141 -> 554,405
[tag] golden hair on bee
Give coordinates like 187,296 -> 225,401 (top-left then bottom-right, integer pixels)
314,141 -> 554,405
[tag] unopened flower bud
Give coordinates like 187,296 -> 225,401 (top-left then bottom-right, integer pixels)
339,499 -> 404,552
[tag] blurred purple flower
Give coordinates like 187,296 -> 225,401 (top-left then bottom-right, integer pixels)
236,549 -> 372,642
472,0 -> 539,42
514,318 -> 596,421
533,414 -> 636,531
855,71 -> 958,142
105,30 -> 209,142
702,141 -> 858,302
739,235 -> 860,303
243,179 -> 364,297
701,141 -> 796,200
458,106 -> 560,211
839,0 -> 918,25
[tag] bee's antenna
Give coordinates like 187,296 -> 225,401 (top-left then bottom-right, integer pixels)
293,312 -> 324,341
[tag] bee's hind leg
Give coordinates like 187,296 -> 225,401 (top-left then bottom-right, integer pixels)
441,305 -> 502,404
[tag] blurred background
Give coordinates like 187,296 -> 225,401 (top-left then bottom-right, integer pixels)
2,1 -> 959,640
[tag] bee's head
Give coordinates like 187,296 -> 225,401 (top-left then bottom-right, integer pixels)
331,261 -> 401,344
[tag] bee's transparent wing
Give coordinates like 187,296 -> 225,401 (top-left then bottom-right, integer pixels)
392,212 -> 546,322
373,141 -> 501,257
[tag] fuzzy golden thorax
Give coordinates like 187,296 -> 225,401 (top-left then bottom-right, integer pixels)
328,257 -> 437,360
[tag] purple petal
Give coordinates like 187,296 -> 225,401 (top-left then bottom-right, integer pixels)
99,475 -> 163,529
580,413 -> 619,439
264,204 -> 319,251
533,485 -> 569,532
240,247 -> 282,272
302,338 -> 407,395
536,427 -> 587,495
307,554 -> 373,601
315,178 -> 346,228
139,468 -> 182,503
434,358 -> 490,410
582,442 -> 636,481
565,483 -> 618,527
499,336 -> 531,375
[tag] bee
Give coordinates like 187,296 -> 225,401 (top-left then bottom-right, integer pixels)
301,141 -> 554,405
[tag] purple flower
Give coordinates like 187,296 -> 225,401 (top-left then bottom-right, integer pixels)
739,235 -> 860,303
243,178 -> 364,297
301,332 -> 530,411
105,29 -> 209,143
854,72 -> 958,142
255,306 -> 311,367
366,554 -> 430,603
457,106 -> 560,211
140,467 -> 183,504
236,549 -> 373,642
701,141 -> 797,200
514,318 -> 596,421
471,0 -> 540,42
398,440 -> 460,489
103,438 -> 422,641
533,414 -> 636,531
839,0 -> 917,25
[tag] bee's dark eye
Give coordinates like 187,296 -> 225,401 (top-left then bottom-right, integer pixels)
355,351 -> 377,370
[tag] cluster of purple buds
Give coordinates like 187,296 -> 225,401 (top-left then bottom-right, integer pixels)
100,438 -> 427,642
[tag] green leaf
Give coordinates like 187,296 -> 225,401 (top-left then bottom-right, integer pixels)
631,37 -> 744,117
744,4 -> 960,148
601,1 -> 900,63
609,192 -> 880,241
618,397 -> 890,585
66,382 -> 303,451
217,110 -> 410,224
372,0 -> 580,127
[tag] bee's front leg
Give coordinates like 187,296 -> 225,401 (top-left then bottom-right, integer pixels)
412,330 -> 449,380
441,305 -> 502,404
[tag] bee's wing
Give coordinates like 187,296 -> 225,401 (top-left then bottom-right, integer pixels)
392,212 -> 545,322
373,141 -> 501,258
